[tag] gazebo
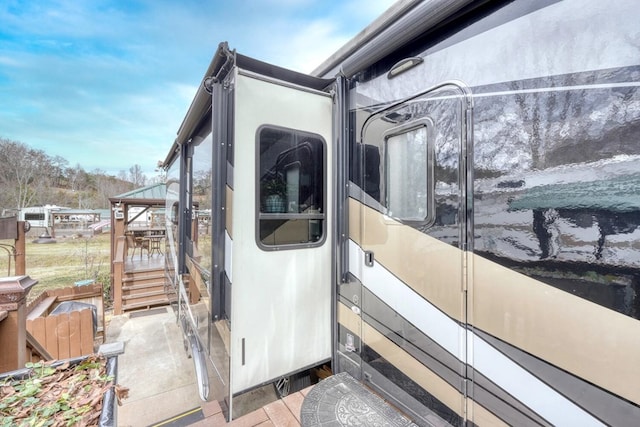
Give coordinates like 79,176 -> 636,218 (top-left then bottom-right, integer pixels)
109,183 -> 167,314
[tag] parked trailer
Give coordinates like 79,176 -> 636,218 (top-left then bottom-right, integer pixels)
162,0 -> 640,424
18,205 -> 67,230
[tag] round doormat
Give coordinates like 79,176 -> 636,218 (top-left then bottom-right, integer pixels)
300,372 -> 417,426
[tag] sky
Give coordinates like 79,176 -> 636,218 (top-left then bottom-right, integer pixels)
0,0 -> 397,178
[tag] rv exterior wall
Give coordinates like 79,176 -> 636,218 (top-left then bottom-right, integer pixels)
161,0 -> 640,424
343,0 -> 640,425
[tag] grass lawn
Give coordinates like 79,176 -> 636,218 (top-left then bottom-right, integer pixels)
0,233 -> 111,303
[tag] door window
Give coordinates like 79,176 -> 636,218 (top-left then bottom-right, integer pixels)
385,120 -> 434,224
257,126 -> 326,249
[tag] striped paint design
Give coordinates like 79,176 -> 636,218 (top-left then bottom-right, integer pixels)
346,237 -> 631,426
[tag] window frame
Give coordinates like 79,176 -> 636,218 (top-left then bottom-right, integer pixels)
255,124 -> 327,251
383,118 -> 435,226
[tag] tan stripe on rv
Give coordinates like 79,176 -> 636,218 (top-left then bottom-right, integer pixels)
468,398 -> 510,427
472,254 -> 640,406
225,185 -> 233,239
349,198 -> 465,322
348,199 -> 640,405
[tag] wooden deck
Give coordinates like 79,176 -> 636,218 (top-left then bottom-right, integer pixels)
124,251 -> 165,272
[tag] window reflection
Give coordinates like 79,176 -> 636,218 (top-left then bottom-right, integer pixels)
192,134 -> 213,274
385,123 -> 433,222
258,126 -> 326,248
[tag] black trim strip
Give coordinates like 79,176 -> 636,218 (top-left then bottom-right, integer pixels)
357,290 -> 551,426
470,370 -> 551,427
362,345 -> 462,426
236,52 -> 332,91
361,291 -> 464,390
475,329 -> 640,426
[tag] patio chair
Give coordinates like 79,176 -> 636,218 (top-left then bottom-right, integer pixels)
125,233 -> 149,259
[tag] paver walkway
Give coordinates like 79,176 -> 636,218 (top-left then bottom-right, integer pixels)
189,386 -> 311,426
186,373 -> 423,427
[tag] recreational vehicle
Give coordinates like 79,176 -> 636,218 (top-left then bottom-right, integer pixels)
18,205 -> 66,230
162,0 -> 640,425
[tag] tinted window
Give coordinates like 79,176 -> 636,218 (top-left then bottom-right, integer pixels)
257,126 -> 326,249
385,122 -> 434,223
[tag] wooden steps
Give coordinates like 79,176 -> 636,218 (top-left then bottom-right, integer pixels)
120,266 -> 168,312
122,298 -> 169,312
122,288 -> 165,300
122,281 -> 165,293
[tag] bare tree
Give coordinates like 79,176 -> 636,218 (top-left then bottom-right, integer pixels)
0,137 -> 154,212
92,169 -> 132,208
193,168 -> 212,210
0,138 -> 54,209
50,155 -> 69,187
128,164 -> 147,188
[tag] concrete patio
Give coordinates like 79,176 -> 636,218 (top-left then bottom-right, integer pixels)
104,305 -> 306,427
105,306 -> 202,426
105,305 -> 425,427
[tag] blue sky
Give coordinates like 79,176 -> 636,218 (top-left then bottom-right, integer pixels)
0,0 -> 396,178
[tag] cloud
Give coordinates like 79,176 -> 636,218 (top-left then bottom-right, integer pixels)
0,0 -> 397,178
221,0 -> 399,72
0,55 -> 22,67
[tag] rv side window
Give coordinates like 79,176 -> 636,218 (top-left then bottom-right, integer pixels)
257,126 -> 326,249
385,121 -> 434,223
24,213 -> 45,221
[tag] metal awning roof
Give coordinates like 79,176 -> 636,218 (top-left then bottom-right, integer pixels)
112,183 -> 165,200
110,183 -> 166,206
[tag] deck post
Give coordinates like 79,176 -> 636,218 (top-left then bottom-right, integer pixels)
15,221 -> 26,276
113,237 -> 125,315
0,275 -> 38,373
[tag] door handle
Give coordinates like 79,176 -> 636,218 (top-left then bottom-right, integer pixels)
364,250 -> 374,267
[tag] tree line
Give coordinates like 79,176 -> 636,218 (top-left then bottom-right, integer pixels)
0,137 -> 160,212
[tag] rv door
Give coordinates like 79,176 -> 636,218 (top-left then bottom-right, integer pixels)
229,69 -> 333,398
355,82 -> 473,424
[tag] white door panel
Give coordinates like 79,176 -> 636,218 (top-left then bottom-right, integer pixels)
230,71 -> 333,394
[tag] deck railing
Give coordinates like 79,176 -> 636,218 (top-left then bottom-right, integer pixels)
113,236 -> 125,314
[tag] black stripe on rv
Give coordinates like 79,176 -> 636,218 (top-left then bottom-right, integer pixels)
336,311 -> 463,426
338,297 -> 549,426
475,329 -> 640,427
361,290 -> 465,389
360,288 -> 551,426
361,281 -> 640,425
361,345 -> 463,426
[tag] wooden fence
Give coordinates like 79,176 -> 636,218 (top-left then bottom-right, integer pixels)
27,283 -> 105,339
27,310 -> 94,359
25,284 -> 104,361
